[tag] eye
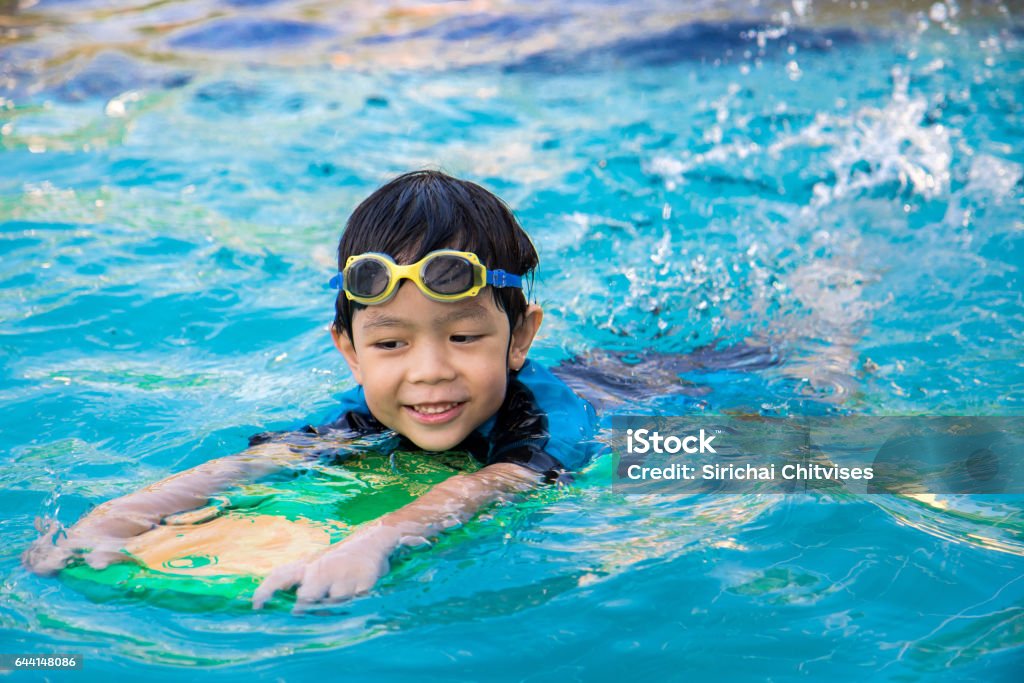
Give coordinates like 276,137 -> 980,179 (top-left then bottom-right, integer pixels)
372,340 -> 405,350
450,334 -> 481,344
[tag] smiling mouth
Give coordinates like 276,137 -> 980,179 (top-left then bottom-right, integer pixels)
404,402 -> 466,424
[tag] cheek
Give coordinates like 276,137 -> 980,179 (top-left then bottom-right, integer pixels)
478,363 -> 509,405
360,387 -> 385,416
358,365 -> 399,405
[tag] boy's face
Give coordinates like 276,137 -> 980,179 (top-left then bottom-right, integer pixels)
332,282 -> 542,452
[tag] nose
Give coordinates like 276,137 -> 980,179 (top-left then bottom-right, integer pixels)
405,339 -> 458,384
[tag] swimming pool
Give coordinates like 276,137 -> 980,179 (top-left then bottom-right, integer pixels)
2,0 -> 1022,680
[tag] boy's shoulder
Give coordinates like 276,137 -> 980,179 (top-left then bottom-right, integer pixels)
507,360 -> 600,470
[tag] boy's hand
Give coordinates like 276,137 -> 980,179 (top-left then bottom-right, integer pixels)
252,524 -> 403,610
250,464 -> 541,611
22,518 -> 138,576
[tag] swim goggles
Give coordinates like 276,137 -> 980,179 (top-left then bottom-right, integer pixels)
328,250 -> 523,305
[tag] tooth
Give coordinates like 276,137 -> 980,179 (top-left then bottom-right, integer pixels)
416,403 -> 455,414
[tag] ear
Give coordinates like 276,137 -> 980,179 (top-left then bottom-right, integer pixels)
330,325 -> 364,385
508,304 -> 543,371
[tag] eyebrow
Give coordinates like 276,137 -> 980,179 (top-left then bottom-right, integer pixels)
359,303 -> 491,331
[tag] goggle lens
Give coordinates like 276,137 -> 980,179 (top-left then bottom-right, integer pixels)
421,254 -> 475,295
347,258 -> 390,299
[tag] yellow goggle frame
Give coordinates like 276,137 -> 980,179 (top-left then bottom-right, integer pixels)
330,250 -> 522,305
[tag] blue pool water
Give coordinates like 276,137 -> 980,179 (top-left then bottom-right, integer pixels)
2,0 -> 1023,680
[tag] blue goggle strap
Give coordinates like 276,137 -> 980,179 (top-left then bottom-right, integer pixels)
486,270 -> 522,289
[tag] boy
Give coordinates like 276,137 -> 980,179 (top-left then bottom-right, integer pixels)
24,170 -> 600,609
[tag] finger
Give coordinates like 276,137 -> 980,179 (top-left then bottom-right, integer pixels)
252,562 -> 304,610
325,558 -> 383,601
353,556 -> 388,595
33,516 -> 60,536
294,570 -> 332,605
83,549 -> 134,571
352,572 -> 379,595
326,577 -> 358,602
81,533 -> 136,570
253,563 -> 304,610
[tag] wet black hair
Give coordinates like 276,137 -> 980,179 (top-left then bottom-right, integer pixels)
333,170 -> 538,340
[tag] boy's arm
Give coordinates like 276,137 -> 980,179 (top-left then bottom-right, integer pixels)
23,441 -> 303,575
252,461 -> 542,609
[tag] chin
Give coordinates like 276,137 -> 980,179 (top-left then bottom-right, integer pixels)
405,431 -> 466,453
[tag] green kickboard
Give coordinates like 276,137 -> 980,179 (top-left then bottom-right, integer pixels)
60,449 -> 477,610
